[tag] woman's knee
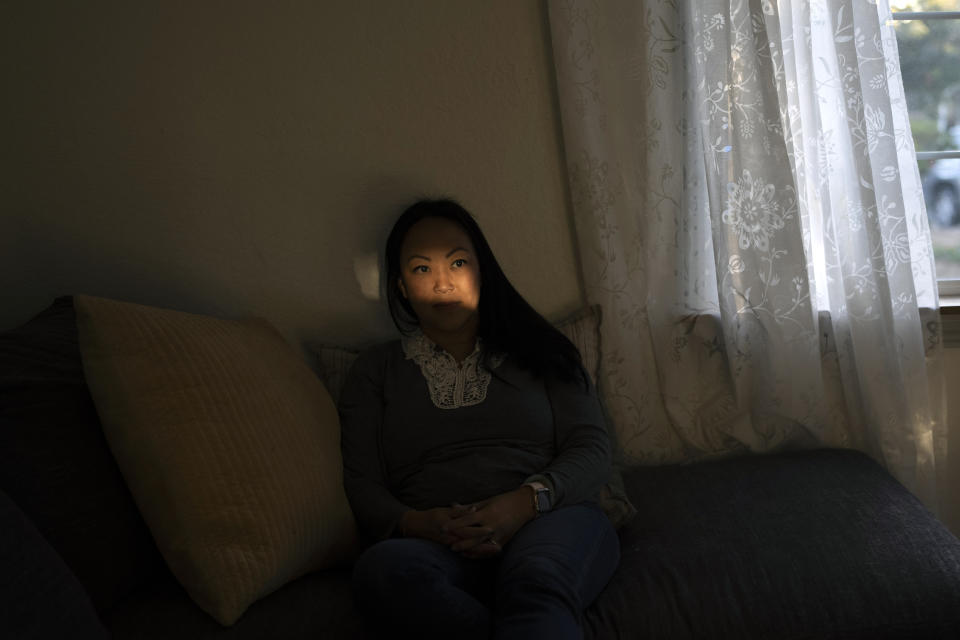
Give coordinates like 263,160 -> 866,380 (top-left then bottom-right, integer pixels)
496,506 -> 620,609
497,553 -> 581,607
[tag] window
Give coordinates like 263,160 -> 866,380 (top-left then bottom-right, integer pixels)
891,1 -> 960,296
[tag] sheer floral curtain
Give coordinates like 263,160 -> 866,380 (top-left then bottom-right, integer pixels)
548,0 -> 947,510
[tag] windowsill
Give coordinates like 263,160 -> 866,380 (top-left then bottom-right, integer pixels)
679,305 -> 956,346
938,280 -> 960,302
937,297 -> 960,348
939,298 -> 960,311
938,281 -> 960,346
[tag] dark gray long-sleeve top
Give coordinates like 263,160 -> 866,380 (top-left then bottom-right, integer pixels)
337,333 -> 611,542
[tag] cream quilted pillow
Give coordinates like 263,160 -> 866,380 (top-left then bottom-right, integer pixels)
74,295 -> 357,626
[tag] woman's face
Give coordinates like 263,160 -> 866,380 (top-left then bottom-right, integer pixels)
397,216 -> 481,338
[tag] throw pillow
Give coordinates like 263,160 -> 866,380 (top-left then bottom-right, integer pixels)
313,344 -> 361,406
74,295 -> 357,626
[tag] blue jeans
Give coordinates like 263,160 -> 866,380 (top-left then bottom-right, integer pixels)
351,502 -> 620,640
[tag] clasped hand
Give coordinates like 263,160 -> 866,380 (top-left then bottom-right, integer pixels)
399,487 -> 535,559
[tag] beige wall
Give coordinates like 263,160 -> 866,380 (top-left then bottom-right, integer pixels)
2,1 -> 583,351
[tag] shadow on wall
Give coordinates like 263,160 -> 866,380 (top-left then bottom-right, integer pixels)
2,211 -> 245,330
2,174 -> 458,364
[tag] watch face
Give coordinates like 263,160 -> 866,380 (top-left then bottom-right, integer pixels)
536,488 -> 552,513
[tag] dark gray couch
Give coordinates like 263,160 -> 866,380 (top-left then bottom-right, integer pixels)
4,297 -> 960,639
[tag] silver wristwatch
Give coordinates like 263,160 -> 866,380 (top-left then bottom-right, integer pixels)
525,481 -> 552,516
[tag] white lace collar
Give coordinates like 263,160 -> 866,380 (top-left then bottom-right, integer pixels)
400,330 -> 506,410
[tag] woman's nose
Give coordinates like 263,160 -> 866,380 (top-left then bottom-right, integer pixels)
433,274 -> 454,293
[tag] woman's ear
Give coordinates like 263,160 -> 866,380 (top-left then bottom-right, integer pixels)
397,278 -> 408,299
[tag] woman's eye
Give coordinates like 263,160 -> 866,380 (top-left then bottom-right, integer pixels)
412,265 -> 429,274
452,259 -> 466,268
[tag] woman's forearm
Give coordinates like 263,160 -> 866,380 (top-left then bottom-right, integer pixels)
537,424 -> 611,506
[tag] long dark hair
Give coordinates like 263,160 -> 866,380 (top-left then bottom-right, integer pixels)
385,198 -> 587,387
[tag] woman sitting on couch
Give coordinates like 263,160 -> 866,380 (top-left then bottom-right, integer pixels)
338,198 -> 620,639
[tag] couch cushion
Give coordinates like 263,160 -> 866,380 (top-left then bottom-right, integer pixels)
75,295 -> 358,626
0,296 -> 166,613
0,487 -> 110,639
587,448 -> 960,639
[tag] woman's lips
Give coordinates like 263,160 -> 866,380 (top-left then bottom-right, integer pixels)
432,301 -> 460,310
